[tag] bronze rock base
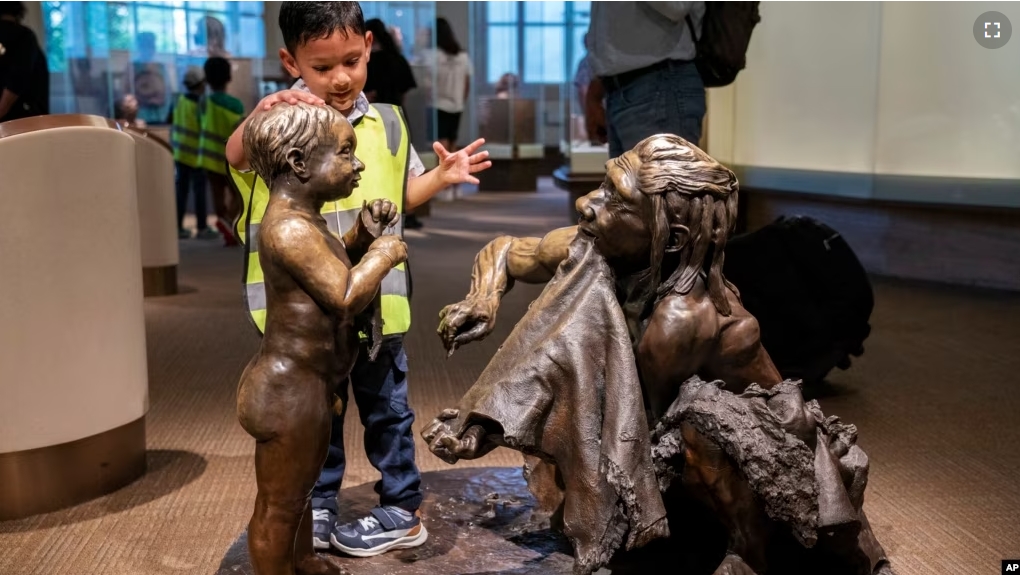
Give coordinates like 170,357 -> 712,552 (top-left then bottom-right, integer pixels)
215,467 -> 769,574
217,467 -> 580,575
217,467 -> 732,575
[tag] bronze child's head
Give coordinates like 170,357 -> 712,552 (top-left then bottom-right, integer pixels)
243,101 -> 364,202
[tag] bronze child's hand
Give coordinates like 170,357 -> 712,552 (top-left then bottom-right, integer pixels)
367,234 -> 408,267
360,199 -> 400,238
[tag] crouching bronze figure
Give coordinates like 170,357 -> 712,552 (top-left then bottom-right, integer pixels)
425,134 -> 894,575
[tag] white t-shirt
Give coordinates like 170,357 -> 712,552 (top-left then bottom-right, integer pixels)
421,50 -> 473,113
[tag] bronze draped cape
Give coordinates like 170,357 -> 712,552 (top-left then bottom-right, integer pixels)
446,235 -> 669,574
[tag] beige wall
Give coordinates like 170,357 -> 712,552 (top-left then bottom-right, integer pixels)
874,2 -> 1020,179
708,2 -> 1020,187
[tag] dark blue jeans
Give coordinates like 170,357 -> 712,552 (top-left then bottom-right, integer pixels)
312,336 -> 423,514
606,60 -> 706,160
174,162 -> 208,231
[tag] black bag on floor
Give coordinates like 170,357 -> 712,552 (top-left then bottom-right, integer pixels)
723,216 -> 874,384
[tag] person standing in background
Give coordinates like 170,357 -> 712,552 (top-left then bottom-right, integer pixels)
198,56 -> 243,246
388,25 -> 405,55
364,19 -> 417,108
0,2 -> 49,123
168,67 -> 217,240
584,2 -> 706,159
365,18 -> 424,229
424,18 -> 472,156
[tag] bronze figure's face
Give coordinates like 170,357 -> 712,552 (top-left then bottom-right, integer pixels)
302,117 -> 364,202
576,150 -> 654,265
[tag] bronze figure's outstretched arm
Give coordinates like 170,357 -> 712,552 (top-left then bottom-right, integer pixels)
438,225 -> 577,354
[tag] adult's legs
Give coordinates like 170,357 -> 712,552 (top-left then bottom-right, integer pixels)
606,61 -> 706,159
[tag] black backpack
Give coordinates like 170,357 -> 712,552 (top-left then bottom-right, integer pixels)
723,216 -> 874,384
686,2 -> 761,88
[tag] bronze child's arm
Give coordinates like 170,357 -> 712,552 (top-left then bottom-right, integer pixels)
271,219 -> 406,317
438,225 -> 577,353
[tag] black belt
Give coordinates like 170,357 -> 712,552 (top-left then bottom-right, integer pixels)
599,59 -> 690,92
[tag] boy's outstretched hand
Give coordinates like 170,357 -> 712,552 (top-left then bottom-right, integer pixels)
433,138 -> 492,186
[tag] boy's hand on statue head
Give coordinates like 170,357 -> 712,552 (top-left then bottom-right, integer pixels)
256,89 -> 325,112
433,138 -> 492,186
360,199 -> 400,238
367,235 -> 407,267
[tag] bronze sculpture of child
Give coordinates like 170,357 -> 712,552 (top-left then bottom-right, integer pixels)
235,101 -> 406,575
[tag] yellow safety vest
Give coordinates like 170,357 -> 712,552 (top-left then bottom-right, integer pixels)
229,103 -> 412,337
171,94 -> 202,168
198,96 -> 243,175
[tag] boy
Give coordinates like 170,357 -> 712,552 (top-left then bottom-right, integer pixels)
224,1 -> 492,557
198,56 -> 244,246
236,100 -> 406,575
168,66 -> 217,240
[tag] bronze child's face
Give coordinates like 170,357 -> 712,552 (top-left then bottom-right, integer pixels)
575,150 -> 654,264
306,118 -> 364,201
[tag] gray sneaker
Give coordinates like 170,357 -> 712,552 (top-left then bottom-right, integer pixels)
331,506 -> 427,557
311,508 -> 335,550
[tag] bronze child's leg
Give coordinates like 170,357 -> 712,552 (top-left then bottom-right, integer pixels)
245,379 -> 341,575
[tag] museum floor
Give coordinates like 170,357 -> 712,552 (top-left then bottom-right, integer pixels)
1,181 -> 1019,575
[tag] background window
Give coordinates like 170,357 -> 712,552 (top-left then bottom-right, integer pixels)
42,1 -> 264,118
482,0 -> 590,86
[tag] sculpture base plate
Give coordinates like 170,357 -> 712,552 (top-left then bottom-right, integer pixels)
216,467 -> 737,575
217,467 -> 578,575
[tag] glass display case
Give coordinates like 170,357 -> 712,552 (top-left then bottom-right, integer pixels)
465,1 -> 552,192
553,1 -> 607,221
42,1 -> 267,123
558,62 -> 608,176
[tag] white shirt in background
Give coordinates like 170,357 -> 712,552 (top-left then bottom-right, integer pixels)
419,49 -> 473,113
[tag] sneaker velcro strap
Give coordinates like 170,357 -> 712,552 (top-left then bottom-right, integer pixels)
370,507 -> 401,530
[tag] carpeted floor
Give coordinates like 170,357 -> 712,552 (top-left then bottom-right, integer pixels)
1,180 -> 1018,575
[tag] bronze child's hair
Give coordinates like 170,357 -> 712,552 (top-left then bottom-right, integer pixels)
243,101 -> 344,185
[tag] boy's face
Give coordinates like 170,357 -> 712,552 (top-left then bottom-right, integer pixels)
301,118 -> 364,201
280,30 -> 373,115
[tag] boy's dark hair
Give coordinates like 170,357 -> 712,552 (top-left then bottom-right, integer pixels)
0,2 -> 27,20
279,2 -> 366,54
204,57 -> 232,90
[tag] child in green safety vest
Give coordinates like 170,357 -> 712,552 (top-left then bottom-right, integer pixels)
223,1 -> 492,559
198,57 -> 244,246
168,66 -> 217,240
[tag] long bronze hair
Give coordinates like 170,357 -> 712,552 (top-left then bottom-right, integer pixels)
634,134 -> 740,317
